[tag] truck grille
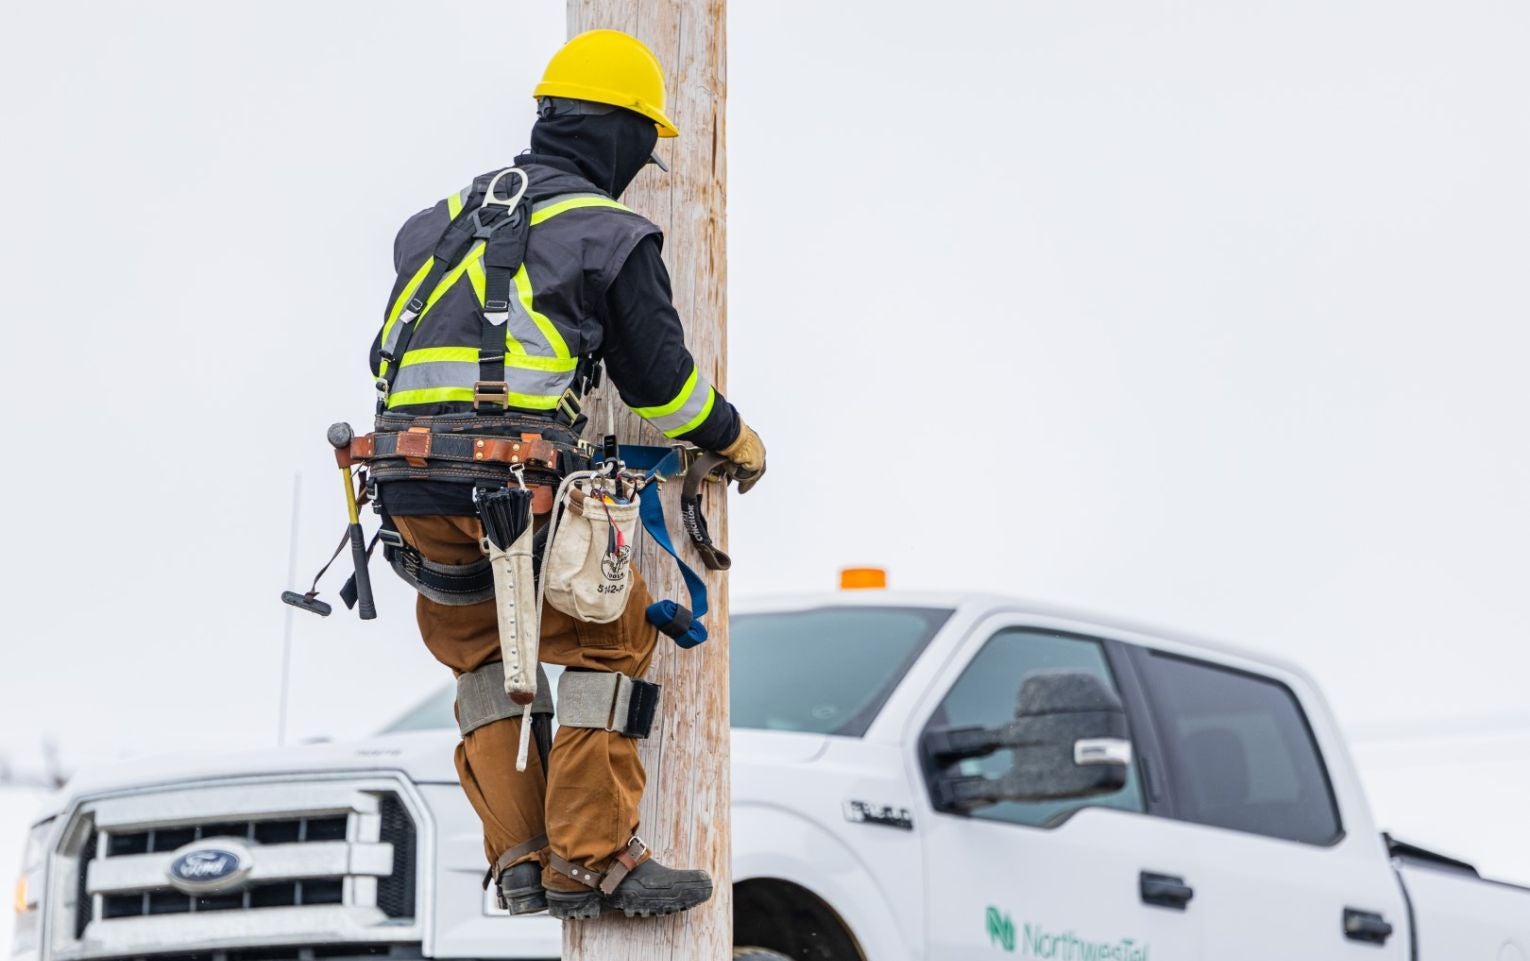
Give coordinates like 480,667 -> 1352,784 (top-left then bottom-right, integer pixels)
87,943 -> 414,961
104,817 -> 350,856
100,879 -> 346,918
47,777 -> 426,961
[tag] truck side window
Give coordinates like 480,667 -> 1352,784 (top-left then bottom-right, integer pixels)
926,628 -> 1145,827
1139,652 -> 1342,845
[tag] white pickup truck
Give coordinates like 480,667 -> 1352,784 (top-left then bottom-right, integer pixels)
13,591 -> 1530,961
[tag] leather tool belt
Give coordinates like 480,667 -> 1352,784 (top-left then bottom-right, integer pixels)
354,413 -> 589,493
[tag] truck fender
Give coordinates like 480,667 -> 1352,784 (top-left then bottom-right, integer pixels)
732,803 -> 916,960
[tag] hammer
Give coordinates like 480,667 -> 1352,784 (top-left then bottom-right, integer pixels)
328,422 -> 377,620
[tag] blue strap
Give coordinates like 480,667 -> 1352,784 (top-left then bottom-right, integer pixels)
595,445 -> 709,648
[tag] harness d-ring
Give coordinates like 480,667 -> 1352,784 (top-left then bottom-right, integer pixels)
483,167 -> 529,211
471,167 -> 530,237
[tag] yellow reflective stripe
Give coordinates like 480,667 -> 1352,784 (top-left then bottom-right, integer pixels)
395,346 -> 577,373
632,366 -> 699,420
379,257 -> 436,376
512,266 -> 572,359
529,196 -> 630,225
665,386 -> 716,438
511,354 -> 579,372
388,386 -> 561,410
380,247 -> 486,376
465,257 -> 487,304
464,257 -> 534,358
446,190 -> 464,219
424,243 -> 484,312
399,346 -> 477,365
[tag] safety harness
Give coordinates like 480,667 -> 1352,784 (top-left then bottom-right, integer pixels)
380,168 -> 526,414
376,167 -> 608,424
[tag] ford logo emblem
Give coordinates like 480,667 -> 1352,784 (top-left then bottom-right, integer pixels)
165,840 -> 253,894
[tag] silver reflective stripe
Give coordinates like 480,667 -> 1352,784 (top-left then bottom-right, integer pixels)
638,367 -> 717,438
392,360 -> 478,392
381,315 -> 411,357
392,360 -> 577,400
504,276 -> 560,359
457,662 -> 554,737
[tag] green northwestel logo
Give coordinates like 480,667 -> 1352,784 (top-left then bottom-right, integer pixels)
986,906 -> 1150,961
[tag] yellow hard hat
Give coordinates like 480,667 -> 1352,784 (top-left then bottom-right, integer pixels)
533,29 -> 679,139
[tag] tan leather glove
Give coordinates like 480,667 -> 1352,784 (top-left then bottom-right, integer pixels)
719,420 -> 767,494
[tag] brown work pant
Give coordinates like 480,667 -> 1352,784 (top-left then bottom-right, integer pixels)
392,515 -> 659,893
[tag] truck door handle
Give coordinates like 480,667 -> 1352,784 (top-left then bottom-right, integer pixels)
1139,871 -> 1194,910
1343,908 -> 1394,944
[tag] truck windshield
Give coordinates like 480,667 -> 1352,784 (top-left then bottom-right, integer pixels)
381,606 -> 950,738
731,606 -> 950,736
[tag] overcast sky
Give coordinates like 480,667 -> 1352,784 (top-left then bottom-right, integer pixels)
3,0 -> 1530,902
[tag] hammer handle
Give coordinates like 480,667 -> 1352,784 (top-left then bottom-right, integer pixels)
348,522 -> 376,620
339,465 -> 377,621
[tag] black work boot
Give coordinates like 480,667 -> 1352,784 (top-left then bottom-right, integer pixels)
546,857 -> 714,920
498,861 -> 547,915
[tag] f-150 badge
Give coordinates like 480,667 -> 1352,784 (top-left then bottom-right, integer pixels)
843,800 -> 913,830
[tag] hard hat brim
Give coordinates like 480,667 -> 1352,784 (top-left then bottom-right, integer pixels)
532,80 -> 679,138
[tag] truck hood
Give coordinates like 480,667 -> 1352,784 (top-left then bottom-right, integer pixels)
44,728 -> 831,815
52,730 -> 464,807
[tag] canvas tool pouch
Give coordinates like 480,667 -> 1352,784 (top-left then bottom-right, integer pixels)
544,485 -> 639,624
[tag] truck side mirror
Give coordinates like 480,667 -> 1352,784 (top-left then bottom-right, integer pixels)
925,670 -> 1133,814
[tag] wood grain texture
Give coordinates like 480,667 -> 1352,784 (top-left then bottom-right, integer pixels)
563,2 -> 730,959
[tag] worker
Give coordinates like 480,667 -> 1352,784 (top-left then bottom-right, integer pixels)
363,29 -> 765,920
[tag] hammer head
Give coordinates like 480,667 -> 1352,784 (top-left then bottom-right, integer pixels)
327,422 -> 354,450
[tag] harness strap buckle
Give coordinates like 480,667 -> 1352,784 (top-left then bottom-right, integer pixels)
473,381 -> 510,410
556,389 -> 583,426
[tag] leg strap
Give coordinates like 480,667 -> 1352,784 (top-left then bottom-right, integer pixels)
457,661 -> 554,737
494,833 -> 548,877
385,531 -> 495,606
549,836 -> 649,896
555,670 -> 661,738
482,832 -> 549,890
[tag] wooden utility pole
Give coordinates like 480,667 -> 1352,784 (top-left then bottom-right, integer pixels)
563,2 -> 730,960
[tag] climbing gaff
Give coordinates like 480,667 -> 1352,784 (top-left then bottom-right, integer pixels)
475,478 -> 540,772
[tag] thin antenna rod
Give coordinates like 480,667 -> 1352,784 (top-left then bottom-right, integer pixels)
279,472 -> 301,745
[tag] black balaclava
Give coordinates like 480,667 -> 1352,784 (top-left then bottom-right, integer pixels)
526,105 -> 659,199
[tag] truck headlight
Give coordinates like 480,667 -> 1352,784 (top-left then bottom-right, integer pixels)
11,817 -> 53,954
15,818 -> 51,908
14,818 -> 50,913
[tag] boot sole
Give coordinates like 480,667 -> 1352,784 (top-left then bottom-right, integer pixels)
546,891 -> 603,920
502,888 -> 548,916
546,877 -> 713,920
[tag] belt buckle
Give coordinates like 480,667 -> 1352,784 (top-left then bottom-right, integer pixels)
473,381 -> 509,410
398,426 -> 432,467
